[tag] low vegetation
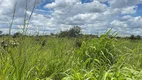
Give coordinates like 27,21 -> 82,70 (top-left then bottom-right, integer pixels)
0,28 -> 142,80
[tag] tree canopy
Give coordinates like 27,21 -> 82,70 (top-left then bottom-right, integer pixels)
58,26 -> 82,37
0,31 -> 2,35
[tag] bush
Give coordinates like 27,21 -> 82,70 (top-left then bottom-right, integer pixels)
13,32 -> 22,38
129,35 -> 141,40
136,35 -> 141,40
58,31 -> 69,37
58,26 -> 82,37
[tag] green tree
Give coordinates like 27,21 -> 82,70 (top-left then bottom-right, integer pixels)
50,33 -> 54,36
129,35 -> 135,40
58,26 -> 82,37
68,26 -> 81,37
0,31 -> 3,37
13,32 -> 23,38
136,35 -> 141,40
0,31 -> 2,35
58,31 -> 69,37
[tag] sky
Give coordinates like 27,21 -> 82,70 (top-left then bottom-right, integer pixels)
0,0 -> 142,36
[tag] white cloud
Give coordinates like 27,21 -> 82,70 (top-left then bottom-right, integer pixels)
111,20 -> 128,28
45,0 -> 107,14
44,0 -> 108,26
121,6 -> 137,14
95,0 -> 107,2
111,16 -> 142,36
0,0 -> 142,35
44,0 -> 142,35
109,0 -> 141,8
45,0 -> 80,9
0,0 -> 43,34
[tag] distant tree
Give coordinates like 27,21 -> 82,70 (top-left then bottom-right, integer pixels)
58,31 -> 69,37
129,35 -> 135,40
13,32 -> 22,38
136,35 -> 141,40
0,31 -> 2,35
0,31 -> 3,37
116,36 -> 121,39
50,33 -> 54,36
68,26 -> 81,37
58,26 -> 82,37
5,34 -> 9,36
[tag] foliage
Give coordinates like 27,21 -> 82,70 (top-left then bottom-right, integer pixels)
50,33 -> 54,36
0,30 -> 142,80
58,31 -> 69,37
136,35 -> 141,40
130,35 -> 135,40
129,35 -> 141,40
0,31 -> 2,35
13,32 -> 23,38
58,26 -> 81,37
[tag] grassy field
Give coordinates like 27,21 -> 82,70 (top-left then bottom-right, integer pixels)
0,33 -> 142,80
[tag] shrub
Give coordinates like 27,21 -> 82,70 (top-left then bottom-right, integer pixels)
58,26 -> 82,37
136,35 -> 141,40
13,32 -> 22,38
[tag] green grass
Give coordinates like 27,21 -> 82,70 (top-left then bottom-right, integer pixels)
0,34 -> 142,80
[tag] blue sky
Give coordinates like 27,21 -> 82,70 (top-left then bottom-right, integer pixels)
39,0 -> 142,16
0,0 -> 142,36
136,4 -> 142,16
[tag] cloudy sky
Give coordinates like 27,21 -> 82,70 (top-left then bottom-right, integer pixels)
0,0 -> 142,36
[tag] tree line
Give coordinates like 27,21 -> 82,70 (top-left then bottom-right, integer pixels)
0,26 -> 141,40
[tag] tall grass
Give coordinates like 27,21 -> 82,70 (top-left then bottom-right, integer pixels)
0,0 -> 142,79
0,30 -> 142,80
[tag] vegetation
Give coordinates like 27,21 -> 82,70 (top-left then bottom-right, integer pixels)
13,32 -> 23,38
0,31 -> 2,35
0,0 -> 142,79
0,29 -> 142,80
129,35 -> 141,40
58,26 -> 82,37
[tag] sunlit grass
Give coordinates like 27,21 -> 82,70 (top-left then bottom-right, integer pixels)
0,33 -> 142,80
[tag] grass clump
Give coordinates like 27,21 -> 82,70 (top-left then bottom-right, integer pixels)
0,30 -> 142,80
